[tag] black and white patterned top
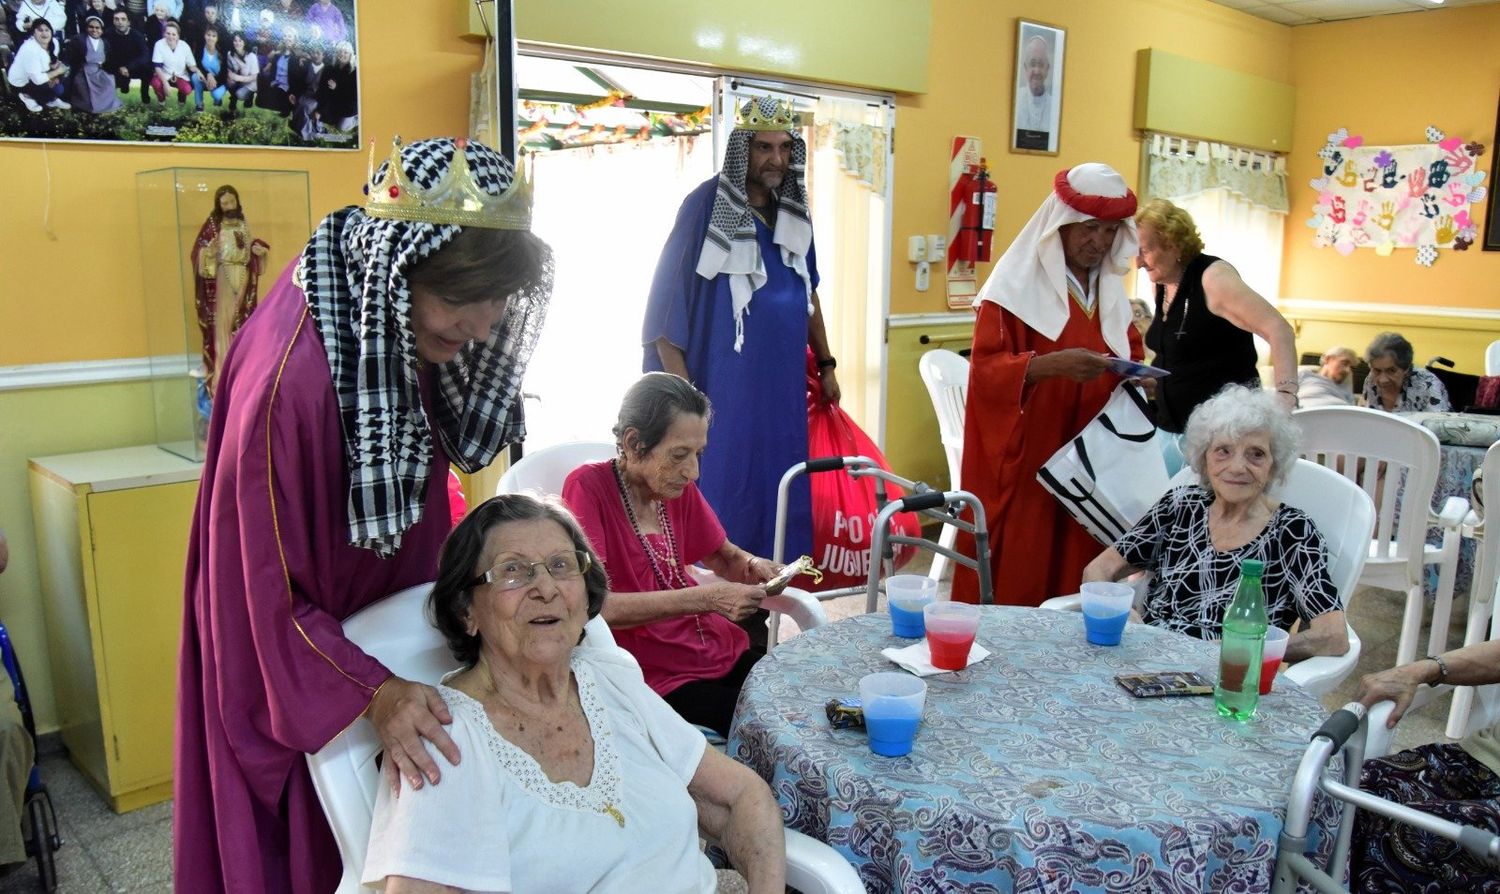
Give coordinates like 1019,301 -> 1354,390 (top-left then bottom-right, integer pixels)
1115,486 -> 1340,641
1361,366 -> 1451,413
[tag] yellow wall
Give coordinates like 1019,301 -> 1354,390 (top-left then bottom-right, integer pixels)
1282,6 -> 1500,311
889,0 -> 1293,316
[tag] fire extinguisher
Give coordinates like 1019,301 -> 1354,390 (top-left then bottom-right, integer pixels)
974,157 -> 998,262
952,164 -> 979,263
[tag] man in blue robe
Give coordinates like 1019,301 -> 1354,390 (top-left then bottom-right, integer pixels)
641,96 -> 840,614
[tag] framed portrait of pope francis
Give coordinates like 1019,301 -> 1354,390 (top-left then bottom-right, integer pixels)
1010,19 -> 1065,156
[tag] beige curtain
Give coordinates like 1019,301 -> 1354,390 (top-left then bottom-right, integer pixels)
1139,133 -> 1288,304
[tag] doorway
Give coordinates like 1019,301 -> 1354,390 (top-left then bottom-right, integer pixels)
516,52 -> 894,451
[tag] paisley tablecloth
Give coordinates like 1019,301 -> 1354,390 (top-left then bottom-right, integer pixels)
728,608 -> 1340,893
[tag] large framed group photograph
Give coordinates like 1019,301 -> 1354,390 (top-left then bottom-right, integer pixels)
1011,18 -> 1064,156
1,0 -> 359,148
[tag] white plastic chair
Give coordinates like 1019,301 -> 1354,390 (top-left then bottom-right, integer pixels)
496,439 -> 822,649
1294,406 -> 1468,670
1485,338 -> 1500,376
1424,440 -> 1500,740
1040,460 -> 1374,696
496,440 -> 617,498
306,583 -> 862,894
917,349 -> 970,582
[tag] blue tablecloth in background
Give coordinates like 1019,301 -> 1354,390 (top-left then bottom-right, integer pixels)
729,608 -> 1340,893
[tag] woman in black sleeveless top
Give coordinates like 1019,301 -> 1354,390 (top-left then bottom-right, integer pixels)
1136,199 -> 1298,432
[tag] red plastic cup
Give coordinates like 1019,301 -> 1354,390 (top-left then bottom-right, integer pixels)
923,602 -> 980,671
1259,627 -> 1290,695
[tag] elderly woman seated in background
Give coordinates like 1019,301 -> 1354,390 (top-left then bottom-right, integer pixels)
362,493 -> 785,893
1082,385 -> 1348,661
563,372 -> 783,736
1297,345 -> 1359,408
1364,331 -> 1451,413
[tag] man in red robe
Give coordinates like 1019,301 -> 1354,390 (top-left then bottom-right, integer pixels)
952,164 -> 1143,606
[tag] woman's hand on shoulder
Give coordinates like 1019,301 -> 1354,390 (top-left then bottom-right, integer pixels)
699,580 -> 765,622
364,676 -> 460,796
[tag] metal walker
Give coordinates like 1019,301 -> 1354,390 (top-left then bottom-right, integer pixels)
765,456 -> 993,643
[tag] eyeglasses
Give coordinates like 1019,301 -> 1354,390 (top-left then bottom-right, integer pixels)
469,550 -> 591,591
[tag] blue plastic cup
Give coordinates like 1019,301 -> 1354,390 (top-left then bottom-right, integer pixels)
859,672 -> 927,756
886,575 -> 938,638
1081,582 -> 1134,646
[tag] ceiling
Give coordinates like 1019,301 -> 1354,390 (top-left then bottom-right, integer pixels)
1206,0 -> 1497,25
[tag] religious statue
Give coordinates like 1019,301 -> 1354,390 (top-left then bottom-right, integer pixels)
192,184 -> 269,395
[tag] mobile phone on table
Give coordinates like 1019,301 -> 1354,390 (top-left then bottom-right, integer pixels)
1115,671 -> 1214,697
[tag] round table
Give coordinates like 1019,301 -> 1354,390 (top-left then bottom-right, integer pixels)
728,607 -> 1340,893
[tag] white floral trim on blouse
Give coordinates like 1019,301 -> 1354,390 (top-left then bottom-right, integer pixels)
438,656 -> 624,824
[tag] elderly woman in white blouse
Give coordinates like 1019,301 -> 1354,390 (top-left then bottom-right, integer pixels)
363,493 -> 785,893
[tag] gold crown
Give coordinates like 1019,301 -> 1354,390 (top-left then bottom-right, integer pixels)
735,97 -> 800,132
363,136 -> 533,230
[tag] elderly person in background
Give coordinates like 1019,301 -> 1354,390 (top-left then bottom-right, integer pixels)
1083,385 -> 1348,661
1363,331 -> 1451,413
955,163 -> 1145,606
363,493 -> 786,893
563,373 -> 784,736
1352,638 -> 1500,890
1297,345 -> 1358,408
1136,199 -> 1298,432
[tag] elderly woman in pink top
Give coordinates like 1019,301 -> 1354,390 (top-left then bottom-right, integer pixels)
563,372 -> 783,735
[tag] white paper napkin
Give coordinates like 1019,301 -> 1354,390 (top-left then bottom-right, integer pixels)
880,640 -> 991,676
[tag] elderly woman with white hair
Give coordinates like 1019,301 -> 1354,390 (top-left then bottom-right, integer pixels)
1082,384 -> 1349,661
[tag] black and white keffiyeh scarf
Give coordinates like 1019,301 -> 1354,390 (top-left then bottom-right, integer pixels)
694,96 -> 813,352
299,137 -> 553,556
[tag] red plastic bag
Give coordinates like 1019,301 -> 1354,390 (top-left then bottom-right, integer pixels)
806,356 -> 918,591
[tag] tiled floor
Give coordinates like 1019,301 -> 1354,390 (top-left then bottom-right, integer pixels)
0,578 -> 1476,893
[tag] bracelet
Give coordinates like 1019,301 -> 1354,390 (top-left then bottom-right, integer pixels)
1427,653 -> 1449,685
816,356 -> 837,370
1275,378 -> 1298,388
1275,386 -> 1297,395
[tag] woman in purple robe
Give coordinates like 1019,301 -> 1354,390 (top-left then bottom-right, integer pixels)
172,137 -> 552,893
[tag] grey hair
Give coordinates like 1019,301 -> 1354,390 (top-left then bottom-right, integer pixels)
1183,384 -> 1299,490
613,372 -> 711,458
1365,332 -> 1414,371
1321,345 -> 1357,364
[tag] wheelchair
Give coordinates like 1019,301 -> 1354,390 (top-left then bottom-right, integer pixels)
0,622 -> 61,892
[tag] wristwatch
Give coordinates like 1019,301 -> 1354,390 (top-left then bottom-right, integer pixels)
816,356 -> 837,371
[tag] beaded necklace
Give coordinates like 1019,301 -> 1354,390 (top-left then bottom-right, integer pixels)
612,459 -> 706,643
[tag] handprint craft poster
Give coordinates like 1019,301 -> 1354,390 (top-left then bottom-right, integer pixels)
1308,127 -> 1487,266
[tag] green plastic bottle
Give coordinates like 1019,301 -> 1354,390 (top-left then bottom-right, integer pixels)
1215,559 -> 1268,721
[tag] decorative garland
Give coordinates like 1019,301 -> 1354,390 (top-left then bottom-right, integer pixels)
1307,125 -> 1487,267
517,101 -> 713,151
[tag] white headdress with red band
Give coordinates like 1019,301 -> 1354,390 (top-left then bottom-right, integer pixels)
974,163 -> 1138,360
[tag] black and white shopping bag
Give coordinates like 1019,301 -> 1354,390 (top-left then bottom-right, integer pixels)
1037,382 -> 1170,545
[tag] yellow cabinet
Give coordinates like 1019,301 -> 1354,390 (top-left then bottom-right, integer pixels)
28,447 -> 200,813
